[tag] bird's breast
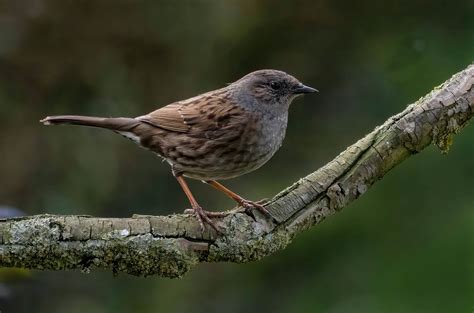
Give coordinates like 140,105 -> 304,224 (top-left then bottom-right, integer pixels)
176,111 -> 288,180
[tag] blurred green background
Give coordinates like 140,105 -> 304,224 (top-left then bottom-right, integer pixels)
1,0 -> 473,312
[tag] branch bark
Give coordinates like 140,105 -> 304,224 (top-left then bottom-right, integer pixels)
1,65 -> 473,277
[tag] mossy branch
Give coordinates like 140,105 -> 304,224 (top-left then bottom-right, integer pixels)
1,64 -> 473,277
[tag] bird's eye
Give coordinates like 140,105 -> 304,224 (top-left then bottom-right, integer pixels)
270,81 -> 282,90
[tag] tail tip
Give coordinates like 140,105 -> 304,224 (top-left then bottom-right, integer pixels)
40,117 -> 52,125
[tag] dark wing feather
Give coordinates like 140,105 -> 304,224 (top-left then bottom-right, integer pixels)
137,89 -> 250,141
138,103 -> 190,133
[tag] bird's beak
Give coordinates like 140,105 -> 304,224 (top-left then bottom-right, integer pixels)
292,84 -> 319,94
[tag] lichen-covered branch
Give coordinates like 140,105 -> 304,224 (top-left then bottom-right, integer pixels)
1,64 -> 473,278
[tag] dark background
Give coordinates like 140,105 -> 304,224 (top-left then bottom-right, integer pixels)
0,0 -> 473,312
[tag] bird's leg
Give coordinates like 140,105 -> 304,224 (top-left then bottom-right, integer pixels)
204,180 -> 270,216
174,175 -> 223,233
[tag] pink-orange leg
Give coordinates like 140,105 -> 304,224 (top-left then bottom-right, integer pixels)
204,180 -> 270,216
175,175 -> 226,232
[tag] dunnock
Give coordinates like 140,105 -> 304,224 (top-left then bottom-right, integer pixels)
41,70 -> 317,232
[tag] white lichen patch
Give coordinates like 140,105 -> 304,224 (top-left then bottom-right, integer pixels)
101,229 -> 131,240
119,229 -> 130,237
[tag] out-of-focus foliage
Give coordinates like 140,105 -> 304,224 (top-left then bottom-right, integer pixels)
0,0 -> 473,312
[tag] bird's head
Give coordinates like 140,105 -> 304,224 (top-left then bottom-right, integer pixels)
231,69 -> 317,112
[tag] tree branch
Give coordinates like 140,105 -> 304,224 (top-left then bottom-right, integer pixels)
1,65 -> 473,277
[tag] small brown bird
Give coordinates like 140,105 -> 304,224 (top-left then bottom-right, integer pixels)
41,70 -> 317,231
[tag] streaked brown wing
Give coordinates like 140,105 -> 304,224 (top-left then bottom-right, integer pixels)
137,89 -> 250,140
138,103 -> 190,133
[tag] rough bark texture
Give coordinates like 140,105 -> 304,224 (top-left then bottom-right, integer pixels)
1,64 -> 473,278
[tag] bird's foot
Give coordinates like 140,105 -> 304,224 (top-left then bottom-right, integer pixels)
237,198 -> 271,217
184,207 -> 229,233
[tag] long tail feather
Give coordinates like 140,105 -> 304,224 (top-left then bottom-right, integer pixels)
40,115 -> 139,131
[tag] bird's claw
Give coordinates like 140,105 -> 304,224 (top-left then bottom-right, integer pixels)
238,199 -> 271,217
183,199 -> 270,233
184,207 -> 228,233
